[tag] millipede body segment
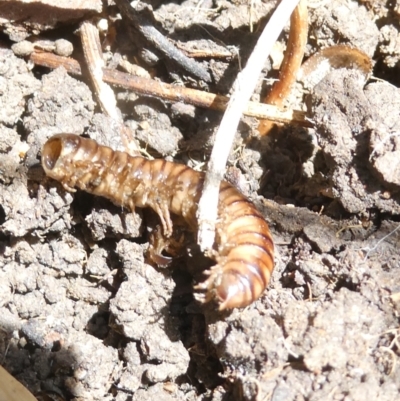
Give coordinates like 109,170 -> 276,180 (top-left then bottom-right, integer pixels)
41,134 -> 274,310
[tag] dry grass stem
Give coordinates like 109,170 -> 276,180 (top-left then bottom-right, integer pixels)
196,0 -> 302,251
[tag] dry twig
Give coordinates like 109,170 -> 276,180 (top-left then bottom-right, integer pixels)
80,21 -> 139,154
80,21 -> 120,121
113,0 -> 211,82
28,51 -> 311,126
196,0 -> 303,251
258,0 -> 308,135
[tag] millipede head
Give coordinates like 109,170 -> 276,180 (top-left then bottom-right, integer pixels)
41,134 -> 81,179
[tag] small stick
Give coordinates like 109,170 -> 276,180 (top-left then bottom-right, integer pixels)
196,0 -> 302,251
80,21 -> 139,155
258,0 -> 308,136
28,51 -> 312,126
113,0 -> 211,83
80,21 -> 120,121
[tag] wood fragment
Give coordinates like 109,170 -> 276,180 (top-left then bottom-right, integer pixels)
0,366 -> 37,401
258,0 -> 308,136
80,21 -> 139,155
28,51 -> 312,126
196,0 -> 303,251
80,21 -> 120,121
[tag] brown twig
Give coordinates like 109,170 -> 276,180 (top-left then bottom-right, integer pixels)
113,0 -> 211,83
258,0 -> 308,136
28,51 -> 312,127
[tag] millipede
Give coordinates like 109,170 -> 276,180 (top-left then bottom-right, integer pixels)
41,134 -> 274,310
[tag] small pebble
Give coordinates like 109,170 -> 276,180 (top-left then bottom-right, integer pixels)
97,18 -> 108,33
55,39 -> 74,57
140,48 -> 159,66
11,40 -> 34,56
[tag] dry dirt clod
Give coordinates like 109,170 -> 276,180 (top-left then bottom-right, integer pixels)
311,68 -> 400,214
1,0 -> 400,399
0,0 -> 102,41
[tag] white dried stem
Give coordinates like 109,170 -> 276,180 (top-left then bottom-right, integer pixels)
196,0 -> 302,251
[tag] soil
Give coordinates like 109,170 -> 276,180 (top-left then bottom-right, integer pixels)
1,0 -> 400,400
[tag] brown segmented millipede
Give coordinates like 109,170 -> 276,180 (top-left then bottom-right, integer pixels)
41,134 -> 274,310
